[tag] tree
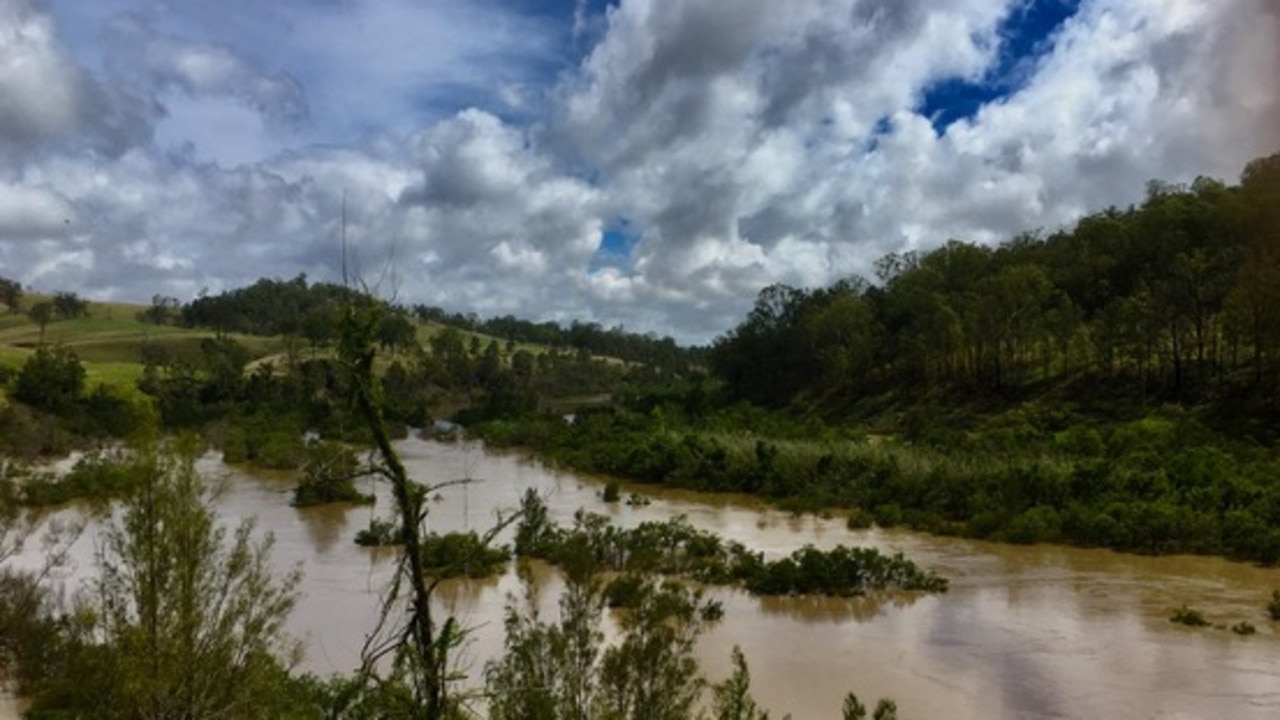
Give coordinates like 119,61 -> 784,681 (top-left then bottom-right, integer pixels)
0,277 -> 21,313
485,563 -> 719,720
52,291 -> 88,320
336,297 -> 519,719
712,646 -> 771,720
138,294 -> 179,325
13,345 -> 85,413
842,694 -> 897,720
376,311 -> 418,354
27,301 -> 53,344
42,437 -> 303,719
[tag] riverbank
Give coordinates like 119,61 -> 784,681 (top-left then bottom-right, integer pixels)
469,404 -> 1280,566
6,436 -> 1279,719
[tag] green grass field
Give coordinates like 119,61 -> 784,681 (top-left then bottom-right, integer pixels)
2,296 -> 608,395
0,299 -> 284,388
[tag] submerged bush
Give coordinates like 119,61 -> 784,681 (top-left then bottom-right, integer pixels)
354,518 -> 403,547
1231,621 -> 1256,635
419,531 -> 510,578
21,450 -> 141,507
1170,606 -> 1210,627
292,440 -> 374,507
513,503 -> 947,599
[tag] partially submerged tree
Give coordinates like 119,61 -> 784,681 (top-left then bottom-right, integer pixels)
485,554 -> 720,720
335,295 -> 518,718
29,437 -> 303,719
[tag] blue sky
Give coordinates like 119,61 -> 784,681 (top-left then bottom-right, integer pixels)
2,0 -> 1278,342
919,0 -> 1080,132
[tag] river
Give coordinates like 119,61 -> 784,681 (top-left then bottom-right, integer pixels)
4,436 -> 1279,719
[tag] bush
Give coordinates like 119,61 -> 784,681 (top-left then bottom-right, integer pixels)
419,531 -> 510,578
355,518 -> 403,547
846,508 -> 875,530
21,451 -> 141,507
1268,590 -> 1280,621
292,440 -> 374,507
12,346 -> 85,413
1231,621 -> 1256,635
1170,605 -> 1210,627
602,481 -> 621,503
1000,506 -> 1062,545
221,416 -> 306,470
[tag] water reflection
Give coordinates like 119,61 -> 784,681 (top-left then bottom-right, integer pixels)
297,504 -> 354,555
753,590 -> 927,623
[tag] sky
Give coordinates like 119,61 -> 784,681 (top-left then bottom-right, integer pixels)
1,0 -> 1278,343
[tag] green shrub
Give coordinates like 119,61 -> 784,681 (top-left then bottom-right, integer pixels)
1170,605 -> 1210,627
602,481 -> 621,503
414,531 -> 509,578
1231,621 -> 1256,635
846,508 -> 875,530
21,451 -> 141,507
292,440 -> 373,507
1000,506 -> 1063,545
1268,590 -> 1280,621
354,518 -> 403,547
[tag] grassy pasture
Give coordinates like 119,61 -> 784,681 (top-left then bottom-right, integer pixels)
0,300 -> 283,389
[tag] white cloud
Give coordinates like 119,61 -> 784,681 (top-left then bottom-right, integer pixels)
0,0 -> 154,161
1,0 -> 1278,342
0,181 -> 76,240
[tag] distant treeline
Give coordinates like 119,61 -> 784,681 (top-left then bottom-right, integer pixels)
711,153 -> 1280,417
179,277 -> 371,341
174,275 -> 695,370
410,305 -> 694,370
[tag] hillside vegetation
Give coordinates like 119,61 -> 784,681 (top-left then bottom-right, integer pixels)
473,152 -> 1280,565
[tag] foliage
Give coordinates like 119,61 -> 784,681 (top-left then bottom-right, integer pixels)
223,415 -> 307,470
0,570 -> 61,695
1230,621 -> 1256,635
137,294 -> 180,326
354,517 -> 403,547
181,274 -> 365,340
418,531 -> 510,578
27,436 -> 302,719
711,646 -> 772,720
51,292 -> 88,320
20,449 -> 142,507
514,494 -> 947,598
842,694 -> 898,720
602,481 -> 621,503
475,403 -> 1280,565
293,439 -> 374,507
1170,606 -> 1210,627
0,402 -> 76,459
711,155 -> 1280,409
412,305 -> 695,371
1268,590 -> 1280,621
485,562 -> 718,720
0,276 -> 20,313
12,345 -> 85,412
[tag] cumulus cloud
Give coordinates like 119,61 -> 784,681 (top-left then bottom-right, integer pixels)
0,181 -> 75,241
1,0 -> 1278,342
553,0 -> 1280,338
104,14 -> 307,124
0,0 -> 154,161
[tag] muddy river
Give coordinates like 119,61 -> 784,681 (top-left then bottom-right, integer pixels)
4,436 -> 1279,719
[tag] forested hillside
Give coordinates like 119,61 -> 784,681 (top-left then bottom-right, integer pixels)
472,152 -> 1280,565
711,153 -> 1280,428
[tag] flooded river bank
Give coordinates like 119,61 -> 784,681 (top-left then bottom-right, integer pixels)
5,436 -> 1280,719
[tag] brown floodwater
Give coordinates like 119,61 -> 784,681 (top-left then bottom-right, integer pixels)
4,436 -> 1280,719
